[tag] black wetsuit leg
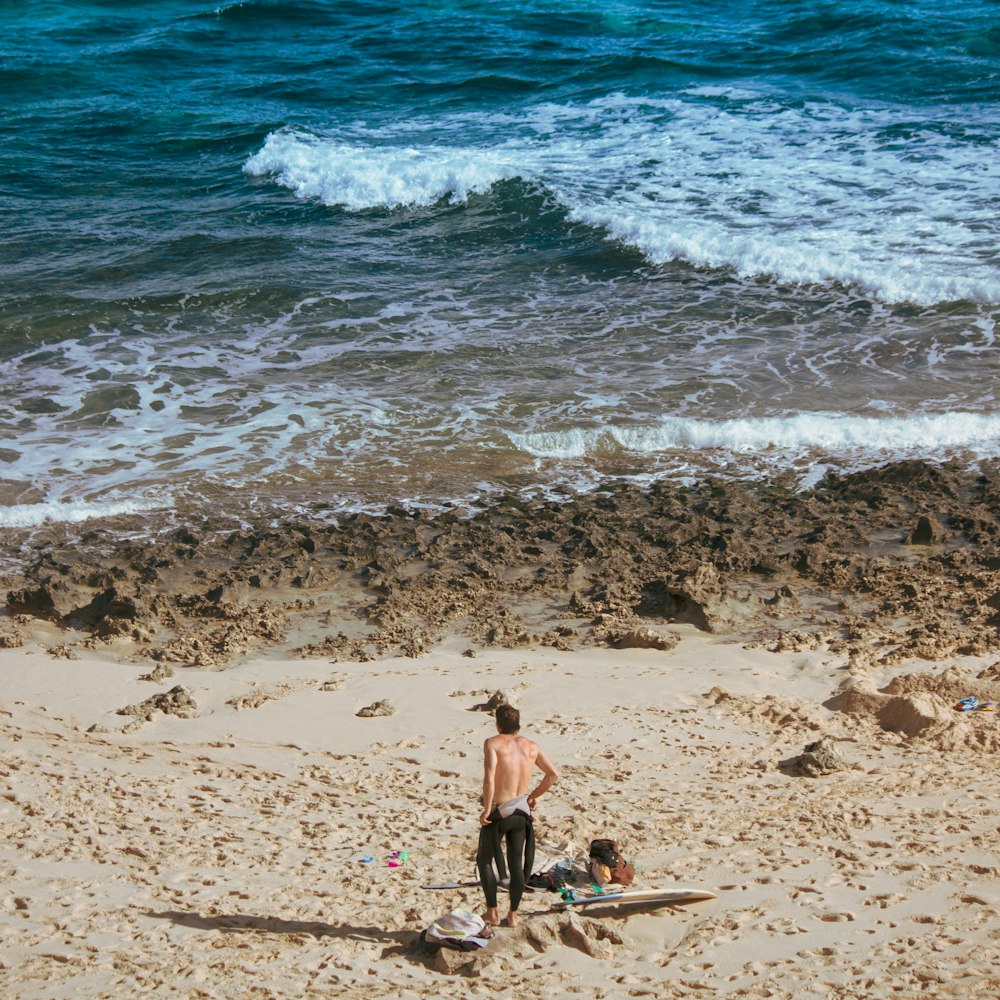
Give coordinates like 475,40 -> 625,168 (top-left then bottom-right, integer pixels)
500,815 -> 528,910
477,810 -> 535,912
521,816 -> 535,897
476,817 -> 502,908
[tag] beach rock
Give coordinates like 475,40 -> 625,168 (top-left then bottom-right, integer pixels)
46,643 -> 80,660
770,628 -> 822,652
481,608 -> 533,647
470,690 -> 515,713
6,578 -> 146,629
433,946 -> 477,975
639,563 -> 755,633
613,626 -> 679,651
781,738 -> 850,777
826,459 -> 961,503
541,625 -> 577,650
356,699 -> 395,718
227,682 -> 300,711
117,685 -> 197,721
904,515 -> 947,545
204,581 -> 252,606
82,588 -> 146,627
7,458 -> 1000,668
138,663 -> 174,682
296,631 -> 374,662
0,625 -> 24,648
562,911 -> 616,959
6,579 -> 81,621
764,584 -> 800,611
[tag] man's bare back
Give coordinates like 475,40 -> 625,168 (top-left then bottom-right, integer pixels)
480,732 -> 558,825
477,705 -> 559,928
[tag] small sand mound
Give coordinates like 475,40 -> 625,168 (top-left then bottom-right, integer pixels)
832,677 -> 889,717
833,667 -> 1000,749
882,665 -> 1000,706
707,686 -> 826,732
877,692 -> 953,737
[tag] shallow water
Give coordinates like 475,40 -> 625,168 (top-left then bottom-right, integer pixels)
2,1 -> 998,525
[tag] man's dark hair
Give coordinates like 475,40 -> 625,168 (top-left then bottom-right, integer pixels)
495,704 -> 520,734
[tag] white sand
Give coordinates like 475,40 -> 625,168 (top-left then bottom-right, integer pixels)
1,632 -> 998,998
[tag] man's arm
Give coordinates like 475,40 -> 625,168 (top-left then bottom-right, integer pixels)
528,745 -> 559,810
480,739 -> 497,826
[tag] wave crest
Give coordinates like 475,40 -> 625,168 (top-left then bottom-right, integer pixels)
0,497 -> 172,529
508,412 -> 1000,461
244,130 -> 518,210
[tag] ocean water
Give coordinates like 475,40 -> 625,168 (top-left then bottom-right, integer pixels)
2,0 -> 999,527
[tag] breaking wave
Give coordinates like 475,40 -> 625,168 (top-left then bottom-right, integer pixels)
508,412 -> 1000,462
246,93 -> 1000,306
0,497 -> 173,529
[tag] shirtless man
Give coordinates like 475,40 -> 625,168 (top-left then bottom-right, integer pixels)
477,704 -> 559,928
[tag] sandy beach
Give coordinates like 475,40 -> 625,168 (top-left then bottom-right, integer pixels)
2,462 -> 1000,998
6,0 -> 1000,993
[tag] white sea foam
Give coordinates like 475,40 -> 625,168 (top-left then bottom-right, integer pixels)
246,93 -> 1000,305
508,412 -> 1000,461
244,131 -> 517,210
0,497 -> 172,529
2,286 -> 997,518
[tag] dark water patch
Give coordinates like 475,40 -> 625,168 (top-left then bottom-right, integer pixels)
0,65 -> 93,101
193,0 -> 379,29
75,385 -> 142,418
447,73 -> 543,96
964,25 -> 1000,57
17,397 -> 67,416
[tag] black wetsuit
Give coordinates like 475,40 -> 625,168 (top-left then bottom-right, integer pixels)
476,807 -> 535,912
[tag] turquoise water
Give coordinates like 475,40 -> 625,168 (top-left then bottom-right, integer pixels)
1,1 -> 999,525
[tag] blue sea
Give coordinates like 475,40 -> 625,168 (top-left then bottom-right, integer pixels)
2,0 -> 999,528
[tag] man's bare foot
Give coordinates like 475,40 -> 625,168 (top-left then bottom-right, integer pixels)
483,907 -> 499,926
505,911 -> 519,928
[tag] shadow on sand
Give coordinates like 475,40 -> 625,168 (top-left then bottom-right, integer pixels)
145,909 -> 419,959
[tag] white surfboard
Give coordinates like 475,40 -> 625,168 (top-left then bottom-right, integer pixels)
555,886 -> 717,911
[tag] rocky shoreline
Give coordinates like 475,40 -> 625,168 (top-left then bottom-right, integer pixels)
3,459 -> 1000,998
2,459 -> 999,672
